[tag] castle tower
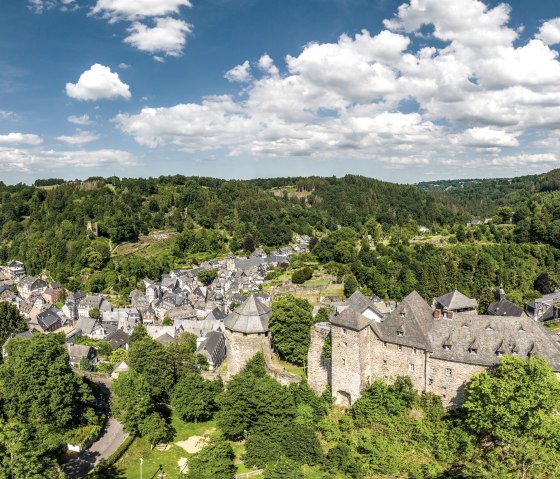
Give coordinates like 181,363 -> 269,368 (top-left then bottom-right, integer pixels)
224,295 -> 272,376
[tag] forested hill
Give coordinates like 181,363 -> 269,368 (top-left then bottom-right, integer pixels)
0,174 -> 465,288
416,169 -> 560,217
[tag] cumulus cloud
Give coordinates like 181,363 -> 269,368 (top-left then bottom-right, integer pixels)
225,61 -> 252,83
65,64 -> 131,101
124,17 -> 192,57
28,0 -> 75,14
68,114 -> 92,125
56,131 -> 100,145
536,18 -> 560,46
0,147 -> 136,173
90,0 -> 191,21
0,133 -> 43,145
114,0 -> 560,172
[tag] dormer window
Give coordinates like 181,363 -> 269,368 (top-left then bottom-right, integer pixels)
342,328 -> 347,335
468,347 -> 477,354
443,344 -> 451,351
397,330 -> 404,337
400,312 -> 405,318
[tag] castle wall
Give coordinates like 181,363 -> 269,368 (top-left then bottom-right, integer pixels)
368,339 -> 427,394
331,326 -> 369,405
225,330 -> 272,377
307,323 -> 332,395
426,357 -> 485,407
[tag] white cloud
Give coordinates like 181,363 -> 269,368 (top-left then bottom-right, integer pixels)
65,64 -> 131,101
465,153 -> 558,168
28,0 -> 75,14
0,147 -> 136,173
67,114 -> 92,125
537,18 -> 560,46
91,0 -> 191,21
225,61 -> 252,83
124,17 -> 192,57
118,63 -> 130,69
0,133 -> 43,145
454,127 -> 519,148
56,131 -> 100,145
114,0 -> 560,172
0,110 -> 15,120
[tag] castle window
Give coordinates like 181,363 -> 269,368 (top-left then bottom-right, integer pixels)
443,345 -> 451,351
409,363 -> 414,372
383,341 -> 387,348
342,328 -> 347,335
397,344 -> 402,352
265,332 -> 269,337
342,341 -> 347,348
342,358 -> 346,366
442,386 -> 447,399
468,347 -> 477,354
445,368 -> 452,377
383,359 -> 387,365
412,347 -> 417,355
397,330 -> 404,337
428,378 -> 433,385
243,333 -> 247,337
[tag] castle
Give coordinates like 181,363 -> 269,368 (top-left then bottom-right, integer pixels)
308,290 -> 560,407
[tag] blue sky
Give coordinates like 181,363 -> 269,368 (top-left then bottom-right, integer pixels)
1,0 -> 560,184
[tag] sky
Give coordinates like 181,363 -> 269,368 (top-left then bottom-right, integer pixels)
1,0 -> 560,184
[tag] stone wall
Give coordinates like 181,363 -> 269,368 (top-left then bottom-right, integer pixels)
307,323 -> 332,395
225,330 -> 272,377
331,325 -> 369,405
426,357 -> 485,407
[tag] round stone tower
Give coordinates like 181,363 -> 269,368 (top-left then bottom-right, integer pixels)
224,295 -> 272,377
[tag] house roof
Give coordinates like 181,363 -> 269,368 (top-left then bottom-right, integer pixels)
435,290 -> 478,310
196,330 -> 225,359
75,316 -> 98,335
344,291 -> 384,318
106,329 -> 130,349
429,313 -> 560,369
330,308 -> 370,331
487,299 -> 524,317
37,308 -> 62,330
65,343 -> 94,359
155,332 -> 176,345
224,295 -> 269,333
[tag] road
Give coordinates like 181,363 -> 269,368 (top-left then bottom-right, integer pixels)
61,418 -> 127,479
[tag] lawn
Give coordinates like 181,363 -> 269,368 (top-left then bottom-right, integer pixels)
116,415 -> 259,478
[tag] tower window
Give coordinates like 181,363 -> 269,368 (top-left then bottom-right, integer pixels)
445,368 -> 452,377
408,363 -> 414,372
397,344 -> 403,352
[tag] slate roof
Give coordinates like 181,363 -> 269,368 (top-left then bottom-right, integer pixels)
429,313 -> 560,370
435,290 -> 478,310
344,291 -> 384,318
155,332 -> 176,345
75,316 -> 98,335
196,330 -> 225,360
106,329 -> 130,349
37,308 -> 62,330
487,298 -> 524,317
330,308 -> 370,331
224,295 -> 270,333
65,343 -> 94,359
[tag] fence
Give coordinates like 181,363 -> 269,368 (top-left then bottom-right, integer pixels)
235,470 -> 264,479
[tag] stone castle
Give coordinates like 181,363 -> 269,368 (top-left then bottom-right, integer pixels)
308,290 -> 560,407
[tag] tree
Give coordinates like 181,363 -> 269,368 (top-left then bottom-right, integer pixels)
197,269 -> 218,286
343,274 -> 359,298
79,356 -> 93,372
128,337 -> 175,398
111,372 -> 155,434
0,334 -> 94,453
139,413 -> 174,447
263,456 -> 304,479
462,355 -> 560,442
88,307 -> 100,319
162,316 -> 173,326
291,267 -> 312,284
128,323 -> 149,344
477,288 -> 495,314
0,302 -> 26,347
243,235 -> 255,254
187,434 -> 235,479
534,272 -> 554,295
171,371 -> 222,422
269,295 -> 314,364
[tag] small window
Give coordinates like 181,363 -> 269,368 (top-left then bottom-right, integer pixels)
443,345 -> 451,351
342,341 -> 347,348
412,347 -> 417,355
397,330 -> 404,337
428,378 -> 433,385
342,358 -> 346,366
445,368 -> 452,377
383,359 -> 387,365
397,344 -> 402,352
408,363 -> 414,372
468,348 -> 477,354
243,333 -> 247,337
383,341 -> 387,348
342,328 -> 347,335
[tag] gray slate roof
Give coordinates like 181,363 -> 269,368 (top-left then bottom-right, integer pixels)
487,298 -> 524,317
330,308 -> 370,331
224,295 -> 269,333
435,290 -> 478,310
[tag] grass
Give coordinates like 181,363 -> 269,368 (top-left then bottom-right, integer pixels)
116,415 -> 259,478
545,320 -> 560,331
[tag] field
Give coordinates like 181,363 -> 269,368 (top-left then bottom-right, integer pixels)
116,415 -> 256,478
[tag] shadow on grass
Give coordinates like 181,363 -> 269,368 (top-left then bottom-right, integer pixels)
88,464 -> 126,479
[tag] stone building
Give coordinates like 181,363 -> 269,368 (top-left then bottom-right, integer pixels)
224,295 -> 272,376
308,290 -> 560,408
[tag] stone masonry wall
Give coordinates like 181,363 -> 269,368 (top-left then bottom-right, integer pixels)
307,323 -> 332,395
426,357 -> 485,407
331,325 -> 368,405
225,330 -> 272,377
